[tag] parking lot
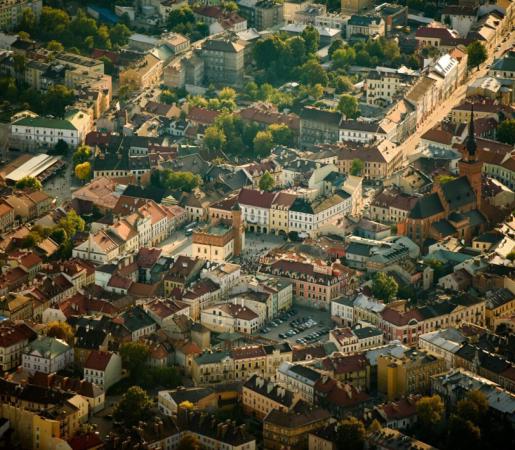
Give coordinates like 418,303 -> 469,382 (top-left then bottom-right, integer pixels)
257,305 -> 332,345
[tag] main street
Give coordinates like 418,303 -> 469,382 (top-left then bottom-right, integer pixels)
400,29 -> 514,160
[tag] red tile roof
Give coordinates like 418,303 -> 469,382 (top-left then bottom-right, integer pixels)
187,106 -> 220,125
380,307 -> 423,326
238,188 -> 277,209
68,432 -> 104,450
84,350 -> 114,371
231,345 -> 267,360
137,247 -> 162,268
0,322 -> 36,347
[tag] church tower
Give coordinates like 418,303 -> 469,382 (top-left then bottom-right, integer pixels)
458,106 -> 482,208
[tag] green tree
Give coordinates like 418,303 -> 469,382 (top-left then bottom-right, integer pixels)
120,341 -> 150,376
45,321 -> 73,344
253,130 -> 274,156
244,81 -> 259,101
159,170 -> 202,192
335,417 -> 365,450
332,47 -> 356,69
72,145 -> 91,165
59,210 -> 85,237
109,23 -> 131,47
74,162 -> 91,181
337,94 -> 359,119
301,25 -> 320,54
45,84 -> 74,118
334,75 -> 354,93
203,126 -> 226,153
49,227 -> 67,245
52,139 -> 69,155
435,174 -> 457,185
19,7 -> 37,34
259,171 -> 275,192
467,41 -> 488,68
328,39 -> 344,58
497,119 -> 515,145
350,159 -> 363,176
160,89 -> 177,104
447,415 -> 481,450
167,6 -> 195,28
47,40 -> 64,52
299,59 -> 328,86
15,176 -> 42,191
456,390 -> 488,425
113,386 -> 152,427
177,434 -> 201,450
416,395 -> 444,430
371,272 -> 398,302
269,123 -> 294,146
287,36 -> 307,66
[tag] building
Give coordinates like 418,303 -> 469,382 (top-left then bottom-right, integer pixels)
238,0 -> 284,30
329,325 -> 383,354
0,0 -> 42,31
401,109 -> 486,245
276,361 -> 322,403
377,348 -> 446,400
243,374 -> 298,419
288,193 -> 351,237
11,116 -> 82,150
431,368 -> 515,422
367,428 -> 437,450
200,38 -> 245,86
263,401 -> 331,450
238,188 -> 277,234
336,140 -> 404,180
0,379 -> 88,450
22,336 -> 73,374
300,107 -> 342,148
83,350 -> 122,391
341,0 -> 372,14
0,321 -> 36,371
192,216 -> 245,262
177,408 -> 256,450
258,259 -> 357,309
119,53 -> 163,90
158,387 -> 218,416
201,302 -> 260,334
365,70 -> 415,107
346,15 -> 385,39
191,343 -> 292,385
193,6 -> 247,34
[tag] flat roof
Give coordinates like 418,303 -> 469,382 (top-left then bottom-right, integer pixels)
6,154 -> 62,182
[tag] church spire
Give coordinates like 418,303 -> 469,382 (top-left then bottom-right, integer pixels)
466,105 -> 477,159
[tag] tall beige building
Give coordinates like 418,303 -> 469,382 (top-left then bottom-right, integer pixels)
341,0 -> 372,13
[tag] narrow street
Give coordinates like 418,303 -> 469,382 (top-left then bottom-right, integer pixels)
401,30 -> 514,161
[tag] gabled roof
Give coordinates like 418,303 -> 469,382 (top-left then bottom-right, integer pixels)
409,193 -> 444,219
84,350 -> 115,371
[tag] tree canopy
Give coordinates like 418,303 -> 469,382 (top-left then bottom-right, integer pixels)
45,321 -> 74,344
338,94 -> 359,119
120,341 -> 150,377
350,159 -> 363,176
371,272 -> 398,302
497,119 -> 515,145
467,41 -> 487,68
74,162 -> 91,181
259,171 -> 275,192
113,386 -> 152,427
15,176 -> 42,191
72,145 -> 91,165
152,169 -> 202,192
